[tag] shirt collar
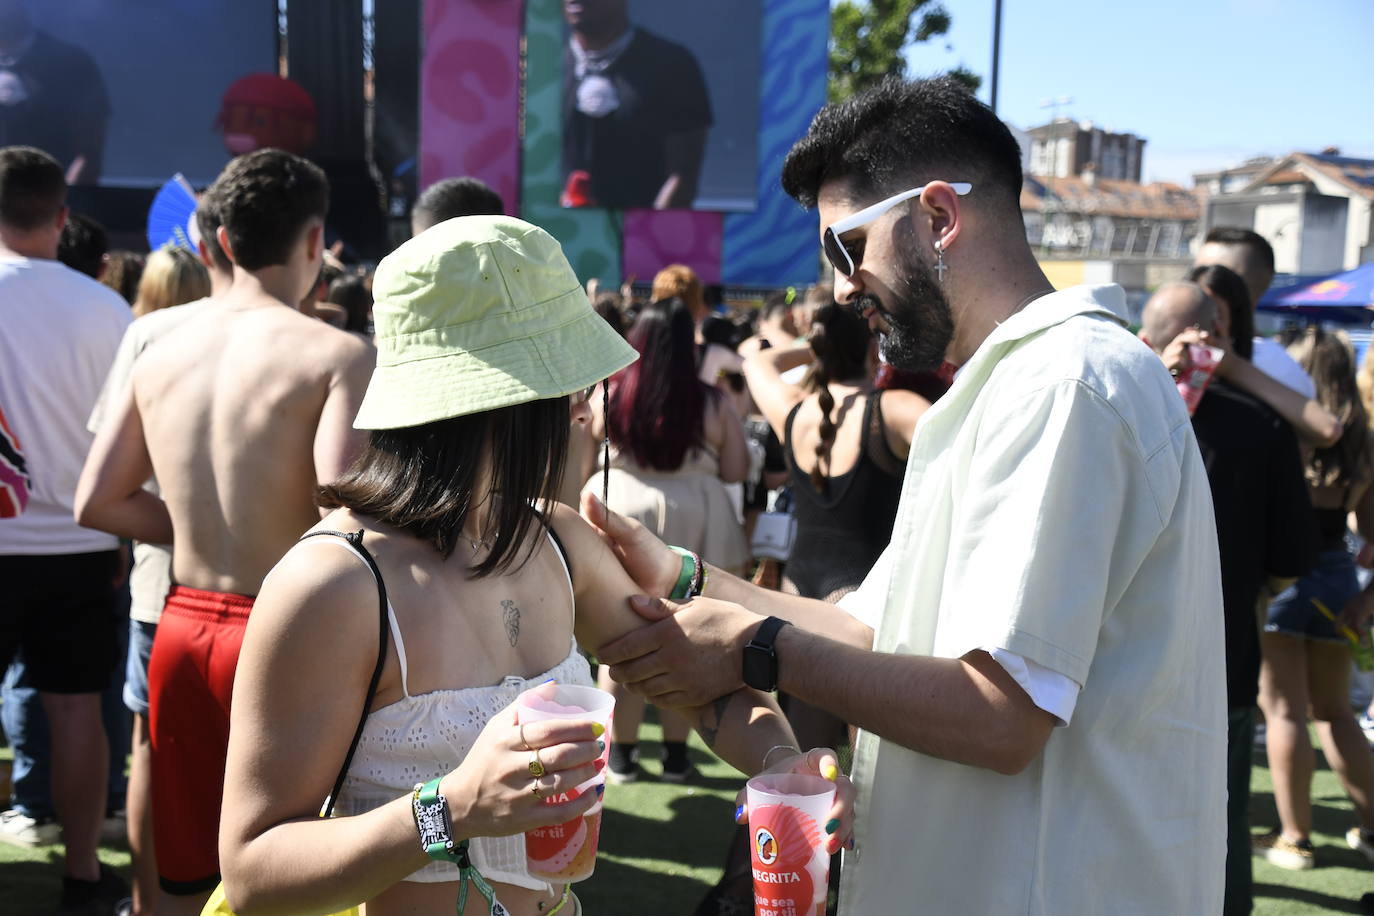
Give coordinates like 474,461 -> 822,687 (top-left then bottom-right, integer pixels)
962,284 -> 1127,368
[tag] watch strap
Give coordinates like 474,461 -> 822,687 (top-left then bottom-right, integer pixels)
750,615 -> 790,650
744,616 -> 791,691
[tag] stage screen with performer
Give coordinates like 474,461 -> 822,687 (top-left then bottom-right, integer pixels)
0,0 -> 276,187
560,0 -> 760,212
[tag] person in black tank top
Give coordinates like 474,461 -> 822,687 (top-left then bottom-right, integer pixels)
783,390 -> 905,601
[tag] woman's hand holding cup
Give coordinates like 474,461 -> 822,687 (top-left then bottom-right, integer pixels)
736,746 -> 857,856
439,705 -> 605,840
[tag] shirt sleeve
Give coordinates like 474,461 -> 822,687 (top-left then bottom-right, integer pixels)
663,41 -> 712,131
1252,337 -> 1317,399
983,647 -> 1080,726
937,378 -> 1163,686
87,322 -> 142,434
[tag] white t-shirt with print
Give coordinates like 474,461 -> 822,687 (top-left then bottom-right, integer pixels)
837,285 -> 1226,916
0,255 -> 131,555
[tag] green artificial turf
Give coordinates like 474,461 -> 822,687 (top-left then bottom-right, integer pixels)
0,715 -> 744,916
5,724 -> 1374,914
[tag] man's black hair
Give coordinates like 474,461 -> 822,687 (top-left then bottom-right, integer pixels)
209,148 -> 329,271
1204,227 -> 1275,274
0,146 -> 66,231
781,76 -> 1024,215
194,185 -> 231,273
412,177 -> 505,232
57,212 -> 108,278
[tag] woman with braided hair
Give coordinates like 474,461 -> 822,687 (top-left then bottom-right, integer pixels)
745,301 -> 929,598
742,300 -> 929,751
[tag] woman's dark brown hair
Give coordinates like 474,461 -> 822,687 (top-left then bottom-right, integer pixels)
1288,327 -> 1370,490
1188,264 -> 1253,361
318,397 -> 570,577
804,303 -> 872,490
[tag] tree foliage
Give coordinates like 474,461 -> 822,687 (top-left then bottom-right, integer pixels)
829,0 -> 982,103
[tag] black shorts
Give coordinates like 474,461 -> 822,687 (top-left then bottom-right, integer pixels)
0,550 -> 121,693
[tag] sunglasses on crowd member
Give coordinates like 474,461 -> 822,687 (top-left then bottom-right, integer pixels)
822,182 -> 973,278
571,382 -> 599,405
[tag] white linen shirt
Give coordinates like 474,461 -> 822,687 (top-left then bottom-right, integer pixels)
837,285 -> 1226,916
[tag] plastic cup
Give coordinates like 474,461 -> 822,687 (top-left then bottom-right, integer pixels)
516,684 -> 615,883
1176,343 -> 1223,415
746,773 -> 836,916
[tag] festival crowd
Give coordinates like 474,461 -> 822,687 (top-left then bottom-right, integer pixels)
4,75 -> 1374,916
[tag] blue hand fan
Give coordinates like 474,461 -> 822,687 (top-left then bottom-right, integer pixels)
146,174 -> 198,252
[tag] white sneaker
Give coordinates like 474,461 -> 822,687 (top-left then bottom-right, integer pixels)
1348,826 -> 1374,865
1359,714 -> 1374,746
0,808 -> 60,847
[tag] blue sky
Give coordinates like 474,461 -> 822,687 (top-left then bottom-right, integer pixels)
889,0 -> 1374,184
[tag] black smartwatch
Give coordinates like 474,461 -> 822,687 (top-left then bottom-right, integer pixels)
743,616 -> 790,691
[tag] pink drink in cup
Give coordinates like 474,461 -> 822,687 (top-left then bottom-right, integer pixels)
516,684 -> 615,883
1176,342 -> 1223,416
747,773 -> 836,916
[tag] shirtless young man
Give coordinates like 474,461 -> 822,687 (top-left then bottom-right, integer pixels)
75,148 -> 375,915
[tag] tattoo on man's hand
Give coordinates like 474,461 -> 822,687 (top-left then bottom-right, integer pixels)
502,599 -> 520,647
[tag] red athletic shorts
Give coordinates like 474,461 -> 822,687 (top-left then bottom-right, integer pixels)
147,585 -> 253,895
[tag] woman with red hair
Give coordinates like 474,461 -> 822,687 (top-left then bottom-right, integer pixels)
583,297 -> 750,782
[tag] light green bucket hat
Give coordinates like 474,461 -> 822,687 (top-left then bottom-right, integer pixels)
354,215 -> 638,430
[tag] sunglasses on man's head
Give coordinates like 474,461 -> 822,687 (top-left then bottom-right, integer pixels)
822,182 -> 973,278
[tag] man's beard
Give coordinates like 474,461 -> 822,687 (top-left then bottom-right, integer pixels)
856,244 -> 954,373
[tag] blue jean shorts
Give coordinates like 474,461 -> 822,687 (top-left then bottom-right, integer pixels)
123,618 -> 158,716
1265,548 -> 1358,644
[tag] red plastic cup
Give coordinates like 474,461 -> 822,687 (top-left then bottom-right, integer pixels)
746,773 -> 836,916
516,685 -> 615,883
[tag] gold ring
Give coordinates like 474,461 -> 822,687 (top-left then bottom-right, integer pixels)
519,723 -> 532,752
529,749 -> 547,779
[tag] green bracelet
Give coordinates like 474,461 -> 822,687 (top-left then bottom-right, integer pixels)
413,779 -> 503,915
668,546 -> 697,600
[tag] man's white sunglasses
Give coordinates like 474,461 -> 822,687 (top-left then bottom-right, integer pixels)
822,182 -> 972,277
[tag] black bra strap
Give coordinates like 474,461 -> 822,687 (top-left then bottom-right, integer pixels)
298,529 -> 389,818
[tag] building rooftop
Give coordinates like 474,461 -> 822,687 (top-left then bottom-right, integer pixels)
1206,150 -> 1374,200
1022,176 -> 1201,221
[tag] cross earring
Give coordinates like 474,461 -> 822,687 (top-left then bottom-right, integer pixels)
934,240 -> 948,284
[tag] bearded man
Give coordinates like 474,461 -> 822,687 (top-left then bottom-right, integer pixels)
586,77 -> 1226,914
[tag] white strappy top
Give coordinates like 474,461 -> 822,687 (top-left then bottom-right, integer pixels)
309,532 -> 593,888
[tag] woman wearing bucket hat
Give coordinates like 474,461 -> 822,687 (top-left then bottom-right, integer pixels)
215,216 -> 855,916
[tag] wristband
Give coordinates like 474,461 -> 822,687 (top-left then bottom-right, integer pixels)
411,779 -> 505,915
412,779 -> 459,862
687,550 -> 705,598
668,546 -> 698,599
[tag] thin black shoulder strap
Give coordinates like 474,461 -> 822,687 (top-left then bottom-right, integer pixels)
298,528 -> 389,818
